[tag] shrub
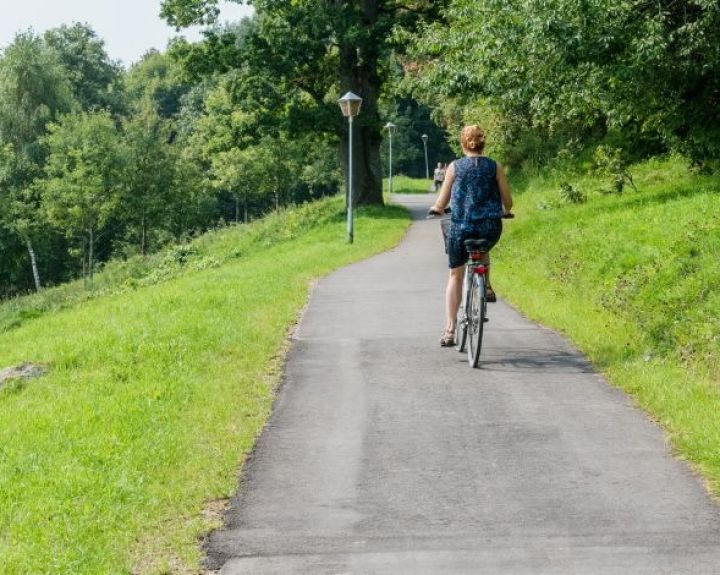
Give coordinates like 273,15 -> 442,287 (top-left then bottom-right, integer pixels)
594,145 -> 637,194
559,182 -> 586,204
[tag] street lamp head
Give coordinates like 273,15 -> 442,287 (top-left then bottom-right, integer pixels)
338,91 -> 363,118
421,134 -> 428,143
384,121 -> 396,132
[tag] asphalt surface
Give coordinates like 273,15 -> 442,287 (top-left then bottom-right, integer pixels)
207,194 -> 720,574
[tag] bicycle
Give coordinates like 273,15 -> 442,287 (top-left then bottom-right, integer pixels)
429,208 -> 514,368
455,237 -> 491,367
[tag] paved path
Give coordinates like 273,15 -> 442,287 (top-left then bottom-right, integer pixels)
207,194 -> 720,574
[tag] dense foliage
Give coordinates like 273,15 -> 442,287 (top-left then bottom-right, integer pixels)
0,6 -> 451,298
3,1 -> 718,298
0,23 -> 344,298
162,0 -> 445,205
404,0 -> 720,165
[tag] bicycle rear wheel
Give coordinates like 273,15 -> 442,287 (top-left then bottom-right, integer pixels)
455,272 -> 469,353
467,272 -> 486,368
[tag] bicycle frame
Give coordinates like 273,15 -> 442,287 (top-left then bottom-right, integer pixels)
429,207 -> 512,366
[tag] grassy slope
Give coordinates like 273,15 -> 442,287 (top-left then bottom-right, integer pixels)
0,197 -> 410,574
493,155 -> 720,492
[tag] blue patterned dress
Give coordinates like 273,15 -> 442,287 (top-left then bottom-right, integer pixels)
446,156 -> 503,268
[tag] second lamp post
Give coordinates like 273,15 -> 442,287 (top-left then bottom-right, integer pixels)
421,133 -> 429,180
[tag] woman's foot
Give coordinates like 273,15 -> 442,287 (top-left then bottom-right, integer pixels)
439,328 -> 455,347
486,286 -> 497,303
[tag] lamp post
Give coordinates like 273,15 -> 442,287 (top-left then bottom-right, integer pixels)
421,133 -> 429,180
384,121 -> 395,195
338,91 -> 362,244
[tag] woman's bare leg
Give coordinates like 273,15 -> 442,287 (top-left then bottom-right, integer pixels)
445,265 -> 465,333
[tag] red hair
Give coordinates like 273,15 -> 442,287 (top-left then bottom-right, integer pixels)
460,125 -> 486,152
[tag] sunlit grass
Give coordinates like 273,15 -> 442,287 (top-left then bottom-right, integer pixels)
0,196 -> 410,574
384,174 -> 435,194
0,198 -> 360,334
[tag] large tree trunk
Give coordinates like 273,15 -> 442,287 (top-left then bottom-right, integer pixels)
25,236 -> 41,292
338,0 -> 383,206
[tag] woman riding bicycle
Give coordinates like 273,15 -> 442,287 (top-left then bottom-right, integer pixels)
428,124 -> 513,347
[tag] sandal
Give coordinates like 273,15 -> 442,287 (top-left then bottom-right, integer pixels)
486,287 -> 497,303
440,329 -> 455,347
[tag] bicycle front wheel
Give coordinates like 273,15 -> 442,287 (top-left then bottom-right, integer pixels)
467,272 -> 486,368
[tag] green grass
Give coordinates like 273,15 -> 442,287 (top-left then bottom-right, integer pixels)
0,196 -> 410,574
0,198 -> 371,334
492,155 -> 720,492
383,174 -> 435,194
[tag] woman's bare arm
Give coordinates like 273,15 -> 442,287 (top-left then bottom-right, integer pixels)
496,162 -> 513,213
430,162 -> 455,212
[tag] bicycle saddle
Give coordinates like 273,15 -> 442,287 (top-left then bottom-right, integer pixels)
464,238 -> 492,252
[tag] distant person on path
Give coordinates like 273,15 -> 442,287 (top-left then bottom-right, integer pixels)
428,125 -> 513,347
433,162 -> 445,192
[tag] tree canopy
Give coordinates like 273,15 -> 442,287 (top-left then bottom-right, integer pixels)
2,2 -> 719,298
162,0 -> 445,205
404,0 -> 720,162
44,23 -> 125,114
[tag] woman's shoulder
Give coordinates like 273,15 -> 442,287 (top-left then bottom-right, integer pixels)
481,156 -> 498,173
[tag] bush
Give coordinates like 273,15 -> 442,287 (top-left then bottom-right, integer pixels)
594,145 -> 637,194
559,182 -> 586,204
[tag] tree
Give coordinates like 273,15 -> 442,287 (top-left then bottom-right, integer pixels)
161,0 -> 444,205
44,23 -> 125,114
379,97 -> 454,177
126,50 -> 190,119
0,32 -> 76,291
121,50 -> 207,250
42,111 -> 124,286
120,109 -> 179,255
210,147 -> 261,223
169,149 -> 215,236
297,135 -> 343,199
177,73 -> 269,218
0,147 -> 31,296
405,0 -> 720,163
209,136 -> 299,219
